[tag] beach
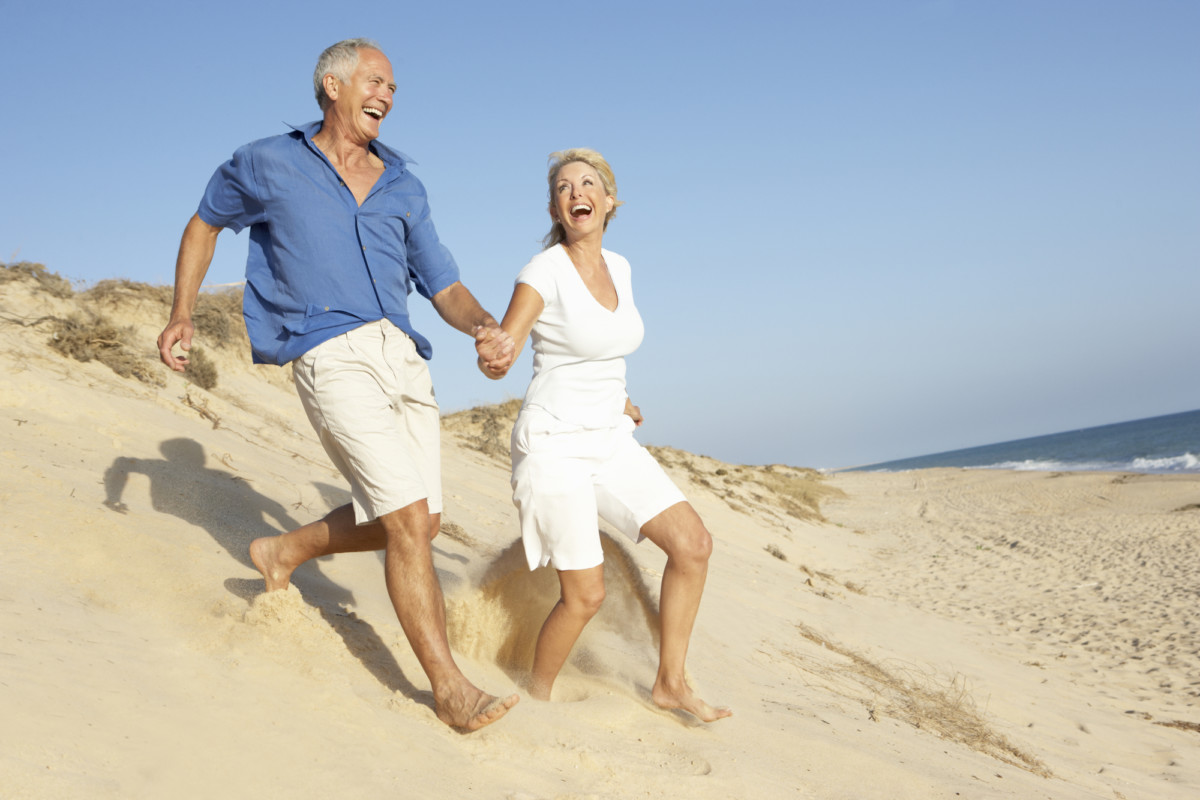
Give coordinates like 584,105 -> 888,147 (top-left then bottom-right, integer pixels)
2,265 -> 1198,799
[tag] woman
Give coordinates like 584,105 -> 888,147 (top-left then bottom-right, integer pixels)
481,149 -> 730,722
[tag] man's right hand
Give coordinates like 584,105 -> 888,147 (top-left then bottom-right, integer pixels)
158,317 -> 195,371
474,324 -> 516,375
159,213 -> 223,372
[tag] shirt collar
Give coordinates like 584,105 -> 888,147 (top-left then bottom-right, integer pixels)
287,120 -> 415,171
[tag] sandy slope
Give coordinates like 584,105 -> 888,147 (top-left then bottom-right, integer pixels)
1,267 -> 1197,799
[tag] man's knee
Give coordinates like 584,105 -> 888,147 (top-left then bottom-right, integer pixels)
379,501 -> 433,549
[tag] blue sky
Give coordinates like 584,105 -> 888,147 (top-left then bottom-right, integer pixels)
4,1 -> 1197,469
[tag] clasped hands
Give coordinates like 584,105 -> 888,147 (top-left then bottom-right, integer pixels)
474,323 -> 515,378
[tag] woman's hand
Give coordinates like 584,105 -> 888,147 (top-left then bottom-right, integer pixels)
475,324 -> 515,378
624,396 -> 644,426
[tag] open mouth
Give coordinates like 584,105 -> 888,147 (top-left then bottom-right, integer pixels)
363,107 -> 384,120
570,203 -> 592,219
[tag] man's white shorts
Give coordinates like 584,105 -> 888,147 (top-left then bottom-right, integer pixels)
292,319 -> 442,525
510,406 -> 687,571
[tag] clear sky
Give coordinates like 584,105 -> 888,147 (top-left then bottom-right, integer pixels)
3,1 -> 1197,469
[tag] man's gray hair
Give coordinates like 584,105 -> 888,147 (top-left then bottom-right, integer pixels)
313,38 -> 383,111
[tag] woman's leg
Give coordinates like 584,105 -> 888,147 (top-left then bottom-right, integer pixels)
530,564 -> 606,700
639,501 -> 732,721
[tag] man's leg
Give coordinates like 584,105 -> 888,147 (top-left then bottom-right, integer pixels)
268,322 -> 516,729
250,506 -> 440,592
378,499 -> 518,730
251,501 -> 515,729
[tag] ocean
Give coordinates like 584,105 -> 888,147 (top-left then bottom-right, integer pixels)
851,408 -> 1200,474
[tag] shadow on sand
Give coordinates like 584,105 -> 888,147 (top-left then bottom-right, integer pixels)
102,437 -> 425,703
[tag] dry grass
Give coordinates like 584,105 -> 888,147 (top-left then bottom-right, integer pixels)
1,261 -> 74,298
442,398 -> 522,462
83,280 -> 246,348
181,390 -> 222,429
749,464 -> 845,522
186,347 -> 219,390
83,278 -> 173,307
648,445 -> 844,524
790,622 -> 1051,777
3,264 -> 247,387
192,288 -> 246,347
48,311 -> 165,387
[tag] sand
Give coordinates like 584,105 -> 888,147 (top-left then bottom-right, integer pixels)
2,266 -> 1198,799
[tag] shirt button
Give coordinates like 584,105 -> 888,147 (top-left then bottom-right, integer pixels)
323,306 -> 329,311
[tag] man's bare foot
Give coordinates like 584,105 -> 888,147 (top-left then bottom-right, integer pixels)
652,682 -> 732,723
249,536 -> 294,592
435,687 -> 519,732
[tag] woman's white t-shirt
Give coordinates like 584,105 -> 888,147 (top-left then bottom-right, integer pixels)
515,245 -> 644,429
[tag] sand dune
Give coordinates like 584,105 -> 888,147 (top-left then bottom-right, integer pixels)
2,263 -> 1197,798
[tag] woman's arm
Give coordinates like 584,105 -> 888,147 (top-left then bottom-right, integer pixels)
430,281 -> 515,372
480,282 -> 545,379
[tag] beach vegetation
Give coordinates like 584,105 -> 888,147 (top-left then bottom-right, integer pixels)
1,261 -> 75,298
1155,720 -> 1200,734
84,278 -> 173,306
6,263 -> 248,389
443,398 -> 522,462
49,310 -> 165,387
185,347 -> 219,390
646,446 -> 845,524
790,622 -> 1052,777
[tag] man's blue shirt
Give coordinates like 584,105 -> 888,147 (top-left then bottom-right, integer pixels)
197,122 -> 461,365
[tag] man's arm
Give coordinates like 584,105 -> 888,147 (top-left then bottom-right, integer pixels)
430,281 -> 515,373
158,213 -> 223,371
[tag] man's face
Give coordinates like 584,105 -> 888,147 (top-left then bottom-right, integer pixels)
328,48 -> 396,142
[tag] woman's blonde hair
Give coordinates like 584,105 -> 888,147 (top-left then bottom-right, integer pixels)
542,148 -> 624,249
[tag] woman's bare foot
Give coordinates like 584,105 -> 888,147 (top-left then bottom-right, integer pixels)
435,686 -> 520,731
249,536 -> 295,592
525,674 -> 553,701
652,680 -> 732,723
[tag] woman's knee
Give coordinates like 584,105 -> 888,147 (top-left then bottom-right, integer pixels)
561,575 -> 606,617
682,524 -> 713,564
662,518 -> 713,567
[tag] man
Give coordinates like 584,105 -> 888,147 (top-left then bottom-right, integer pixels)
158,38 -> 517,731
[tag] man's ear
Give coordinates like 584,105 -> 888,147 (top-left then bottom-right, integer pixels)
322,73 -> 339,105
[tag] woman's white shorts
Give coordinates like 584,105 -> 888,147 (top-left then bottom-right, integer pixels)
510,406 -> 687,571
292,319 -> 442,525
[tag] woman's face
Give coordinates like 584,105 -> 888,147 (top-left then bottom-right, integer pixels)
550,161 -> 615,242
